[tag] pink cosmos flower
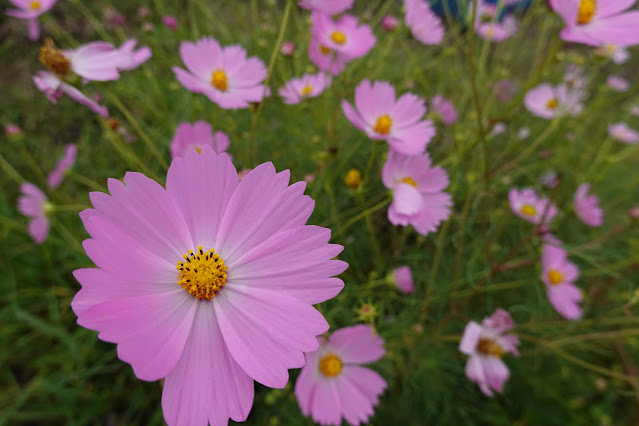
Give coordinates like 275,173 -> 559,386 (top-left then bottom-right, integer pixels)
539,170 -> 559,189
541,244 -> 583,320
550,0 -> 639,47
280,40 -> 295,56
170,121 -> 230,159
342,80 -> 436,155
473,2 -> 518,42
490,122 -> 506,136
606,75 -> 629,92
608,122 -> 639,144
508,188 -> 558,226
299,0 -> 354,14
381,15 -> 399,31
431,95 -> 457,125
279,73 -> 332,105
163,15 -> 178,29
308,37 -> 347,75
33,71 -> 109,118
173,37 -> 268,109
405,0 -> 444,45
392,266 -> 414,293
573,183 -> 603,227
459,309 -> 520,397
18,182 -> 50,244
295,325 -> 386,426
71,147 -> 347,425
138,6 -> 150,18
5,123 -> 21,135
524,83 -> 584,119
111,39 -> 152,71
47,144 -> 77,189
594,44 -> 630,64
382,150 -> 452,235
5,0 -> 57,41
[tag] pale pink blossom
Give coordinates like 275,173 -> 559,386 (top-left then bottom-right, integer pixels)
541,244 -> 583,320
606,75 -> 630,92
392,266 -> 414,293
279,73 -> 332,104
524,83 -> 584,119
5,0 -> 57,40
608,123 -> 639,144
170,121 -> 230,159
573,183 -> 603,227
431,95 -> 457,125
508,188 -> 558,226
17,182 -> 50,243
47,144 -> 77,189
405,0 -> 444,45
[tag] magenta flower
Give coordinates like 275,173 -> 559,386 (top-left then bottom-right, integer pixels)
405,0 -> 444,45
550,0 -> 639,47
170,121 -> 230,159
33,71 -> 109,118
459,309 -> 520,396
279,73 -> 332,105
524,83 -> 584,119
299,0 -> 354,14
431,95 -> 457,125
382,150 -> 452,235
280,40 -> 295,56
163,15 -> 178,29
295,325 -> 386,426
508,188 -> 558,226
606,75 -> 629,92
173,37 -> 268,109
391,266 -> 414,293
609,122 -> 639,144
573,183 -> 603,227
47,144 -> 77,189
18,182 -> 51,244
541,244 -> 583,320
310,12 -> 376,68
381,15 -> 399,31
71,147 -> 347,425
342,80 -> 436,155
5,0 -> 57,41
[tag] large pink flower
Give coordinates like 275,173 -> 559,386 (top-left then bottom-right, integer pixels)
170,121 -> 230,159
382,150 -> 452,235
524,83 -> 584,119
459,309 -> 520,397
5,0 -> 57,40
342,80 -> 436,155
573,183 -> 603,227
541,244 -> 583,320
71,147 -> 347,425
17,182 -> 50,244
33,71 -> 109,118
173,37 -> 268,109
550,0 -> 639,47
405,0 -> 444,45
299,0 -> 354,14
508,188 -> 558,226
279,72 -> 332,105
47,143 -> 77,189
295,325 -> 387,425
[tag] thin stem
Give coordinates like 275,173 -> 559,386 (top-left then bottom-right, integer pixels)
333,197 -> 392,238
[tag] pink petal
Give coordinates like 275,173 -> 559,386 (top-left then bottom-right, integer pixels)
392,182 -> 423,216
459,321 -> 482,355
326,324 -> 385,364
28,215 -> 49,243
309,379 -> 342,426
295,350 -> 321,416
342,99 -> 366,131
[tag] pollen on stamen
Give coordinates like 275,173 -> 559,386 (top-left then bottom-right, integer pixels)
319,45 -> 332,55
319,353 -> 343,377
39,38 -> 71,75
176,245 -> 228,300
374,114 -> 392,134
577,0 -> 596,25
546,98 -> 559,110
548,269 -> 564,285
476,337 -> 505,358
400,177 -> 418,187
211,69 -> 228,92
30,1 -> 41,9
331,31 -> 347,45
520,204 -> 537,217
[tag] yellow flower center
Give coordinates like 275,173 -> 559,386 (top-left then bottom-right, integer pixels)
193,146 -> 202,154
345,169 -> 362,189
400,177 -> 418,187
606,44 -> 617,53
331,31 -> 347,44
30,1 -> 41,9
373,114 -> 392,134
546,98 -> 558,110
319,45 -> 332,55
548,269 -> 564,285
477,337 -> 505,358
301,85 -> 313,96
319,353 -> 343,377
520,204 -> 537,217
39,38 -> 71,75
577,0 -> 596,25
211,69 -> 228,91
176,246 -> 228,300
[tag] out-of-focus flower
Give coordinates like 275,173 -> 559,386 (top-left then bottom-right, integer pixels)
517,127 -> 530,139
17,182 -> 51,243
490,122 -> 506,136
493,79 -> 516,102
391,266 -> 414,293
298,0 -> 354,14
524,83 -> 584,119
33,71 -> 109,117
138,6 -> 150,18
405,0 -> 444,45
163,15 -> 178,29
72,147 -> 347,425
111,39 -> 152,71
629,206 -> 639,220
573,183 -> 603,227
381,15 -> 399,32
606,75 -> 629,92
47,144 -> 77,189
173,37 -> 268,109
280,40 -> 295,56
539,170 -> 559,189
344,169 -> 362,189
342,80 -> 435,155
541,243 -> 583,320
103,6 -> 125,28
631,105 -> 639,117
563,64 -> 586,90
5,0 -> 57,41
170,121 -> 230,159
142,22 -> 154,32
508,188 -> 557,226
308,37 -> 347,75
550,0 -> 639,47
608,123 -> 639,144
279,73 -> 332,104
594,44 -> 630,64
473,2 -> 518,42
459,309 -> 520,396
5,123 -> 21,135
295,325 -> 386,425
431,95 -> 457,125
382,150 -> 452,235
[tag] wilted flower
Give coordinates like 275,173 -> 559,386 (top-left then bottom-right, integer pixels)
33,71 -> 109,117
508,188 -> 557,226
574,183 -> 603,227
524,83 -> 584,119
279,73 -> 332,104
48,144 -> 77,189
18,182 -> 51,244
541,243 -> 583,320
405,0 -> 444,45
608,123 -> 639,144
5,0 -> 57,41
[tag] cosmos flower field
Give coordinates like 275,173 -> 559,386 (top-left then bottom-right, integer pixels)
2,0 -> 639,425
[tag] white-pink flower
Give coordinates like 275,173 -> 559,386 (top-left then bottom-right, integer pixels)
608,122 -> 639,144
278,73 -> 332,105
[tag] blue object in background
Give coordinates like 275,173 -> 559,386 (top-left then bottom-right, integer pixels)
429,0 -> 533,22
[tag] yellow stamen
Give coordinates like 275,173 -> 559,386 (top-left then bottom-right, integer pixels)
477,337 -> 505,358
331,31 -> 346,45
606,44 -> 617,53
211,69 -> 228,91
30,1 -> 41,9
301,85 -> 313,96
319,353 -> 343,377
400,177 -> 418,187
319,45 -> 332,55
577,0 -> 596,25
546,98 -> 558,110
345,169 -> 362,189
194,146 -> 202,154
520,204 -> 537,217
548,269 -> 564,285
373,115 -> 392,135
39,38 -> 71,75
176,246 -> 228,300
